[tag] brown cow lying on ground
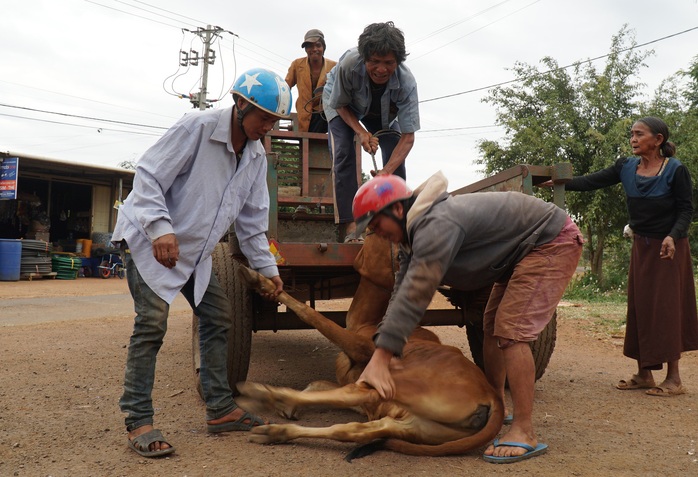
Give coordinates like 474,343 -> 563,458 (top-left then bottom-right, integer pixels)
236,234 -> 503,458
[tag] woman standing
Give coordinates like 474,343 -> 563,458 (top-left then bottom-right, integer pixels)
564,117 -> 698,396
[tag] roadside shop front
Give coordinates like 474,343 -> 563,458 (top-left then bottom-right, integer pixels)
0,152 -> 134,279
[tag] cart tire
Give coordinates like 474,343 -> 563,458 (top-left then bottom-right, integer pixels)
465,320 -> 485,371
192,242 -> 253,400
465,311 -> 557,382
227,232 -> 243,256
529,311 -> 557,381
99,261 -> 111,279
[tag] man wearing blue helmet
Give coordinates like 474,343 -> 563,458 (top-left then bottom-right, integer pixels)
112,68 -> 291,458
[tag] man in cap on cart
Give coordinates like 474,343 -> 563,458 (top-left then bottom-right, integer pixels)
285,28 -> 337,133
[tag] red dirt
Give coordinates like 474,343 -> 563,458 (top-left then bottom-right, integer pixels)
1,277 -> 697,476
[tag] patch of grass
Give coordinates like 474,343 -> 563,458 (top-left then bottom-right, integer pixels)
563,273 -> 627,302
559,295 -> 627,339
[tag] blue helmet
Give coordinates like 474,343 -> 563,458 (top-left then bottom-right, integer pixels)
231,68 -> 292,119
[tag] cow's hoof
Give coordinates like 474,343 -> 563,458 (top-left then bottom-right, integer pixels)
237,382 -> 299,420
248,424 -> 289,444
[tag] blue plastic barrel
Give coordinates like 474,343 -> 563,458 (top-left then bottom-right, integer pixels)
0,239 -> 22,281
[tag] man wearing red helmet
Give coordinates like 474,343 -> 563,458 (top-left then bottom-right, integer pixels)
352,172 -> 583,464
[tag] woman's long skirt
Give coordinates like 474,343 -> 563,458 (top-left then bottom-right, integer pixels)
626,236 -> 698,370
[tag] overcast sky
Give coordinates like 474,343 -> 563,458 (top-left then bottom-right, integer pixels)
1,0 -> 697,189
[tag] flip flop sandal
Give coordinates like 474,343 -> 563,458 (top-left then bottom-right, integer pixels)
343,231 -> 364,244
616,375 -> 656,390
483,439 -> 548,464
127,429 -> 175,458
207,408 -> 267,433
645,384 -> 687,397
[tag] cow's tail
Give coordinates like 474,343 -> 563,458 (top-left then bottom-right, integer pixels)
383,396 -> 504,457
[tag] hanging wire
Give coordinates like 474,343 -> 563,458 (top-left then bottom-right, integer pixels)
369,129 -> 402,174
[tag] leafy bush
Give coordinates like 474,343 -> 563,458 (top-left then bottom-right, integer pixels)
565,272 -> 625,301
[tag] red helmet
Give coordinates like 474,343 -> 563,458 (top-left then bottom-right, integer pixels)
352,175 -> 413,234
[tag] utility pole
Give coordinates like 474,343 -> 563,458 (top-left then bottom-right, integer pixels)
199,27 -> 212,111
179,26 -> 236,109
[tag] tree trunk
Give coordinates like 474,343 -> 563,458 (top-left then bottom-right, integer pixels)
590,226 -> 605,285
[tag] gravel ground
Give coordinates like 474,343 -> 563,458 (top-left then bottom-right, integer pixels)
1,277 -> 697,476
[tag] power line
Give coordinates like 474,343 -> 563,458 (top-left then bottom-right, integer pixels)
6,8 -> 695,141
130,0 -> 204,25
113,0 -> 198,28
0,112 -> 162,136
86,0 -> 290,69
0,103 -> 169,130
410,0 -> 541,61
420,26 -> 698,104
410,0 -> 516,45
0,79 -> 180,122
419,125 -> 500,133
83,0 -> 186,29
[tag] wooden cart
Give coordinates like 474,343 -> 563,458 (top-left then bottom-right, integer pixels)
192,114 -> 573,393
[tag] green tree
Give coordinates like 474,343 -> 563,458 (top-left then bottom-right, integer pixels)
642,55 -> 698,257
477,26 -> 651,284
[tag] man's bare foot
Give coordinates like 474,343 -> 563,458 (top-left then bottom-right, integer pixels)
484,428 -> 537,458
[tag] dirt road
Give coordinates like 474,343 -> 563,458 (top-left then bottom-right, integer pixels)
1,277 -> 697,476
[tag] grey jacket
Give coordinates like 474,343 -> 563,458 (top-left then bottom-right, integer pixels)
374,172 -> 568,355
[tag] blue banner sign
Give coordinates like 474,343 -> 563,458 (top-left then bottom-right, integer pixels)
0,157 -> 19,200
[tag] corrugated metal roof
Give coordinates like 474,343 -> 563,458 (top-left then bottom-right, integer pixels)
2,150 -> 135,186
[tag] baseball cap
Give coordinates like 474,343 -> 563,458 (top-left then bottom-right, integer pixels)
302,29 -> 324,48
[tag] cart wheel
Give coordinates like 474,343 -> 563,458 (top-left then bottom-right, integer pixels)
445,286 -> 556,382
192,242 -> 253,400
99,261 -> 111,279
465,310 -> 557,382
529,311 -> 557,381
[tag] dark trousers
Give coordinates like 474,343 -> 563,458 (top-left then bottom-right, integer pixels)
328,116 -> 405,223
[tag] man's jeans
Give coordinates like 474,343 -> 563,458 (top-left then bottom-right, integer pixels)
328,116 -> 405,224
119,250 -> 236,431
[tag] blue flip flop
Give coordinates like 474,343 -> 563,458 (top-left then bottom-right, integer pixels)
483,438 -> 548,464
503,414 -> 513,425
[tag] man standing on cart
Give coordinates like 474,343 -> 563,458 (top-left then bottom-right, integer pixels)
112,68 -> 288,458
323,21 -> 419,243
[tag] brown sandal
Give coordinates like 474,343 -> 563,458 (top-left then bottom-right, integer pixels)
615,375 -> 656,390
646,384 -> 687,397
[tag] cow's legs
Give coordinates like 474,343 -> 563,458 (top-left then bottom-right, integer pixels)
249,413 -> 475,447
237,381 -> 382,419
249,416 -> 406,445
238,267 -> 376,364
